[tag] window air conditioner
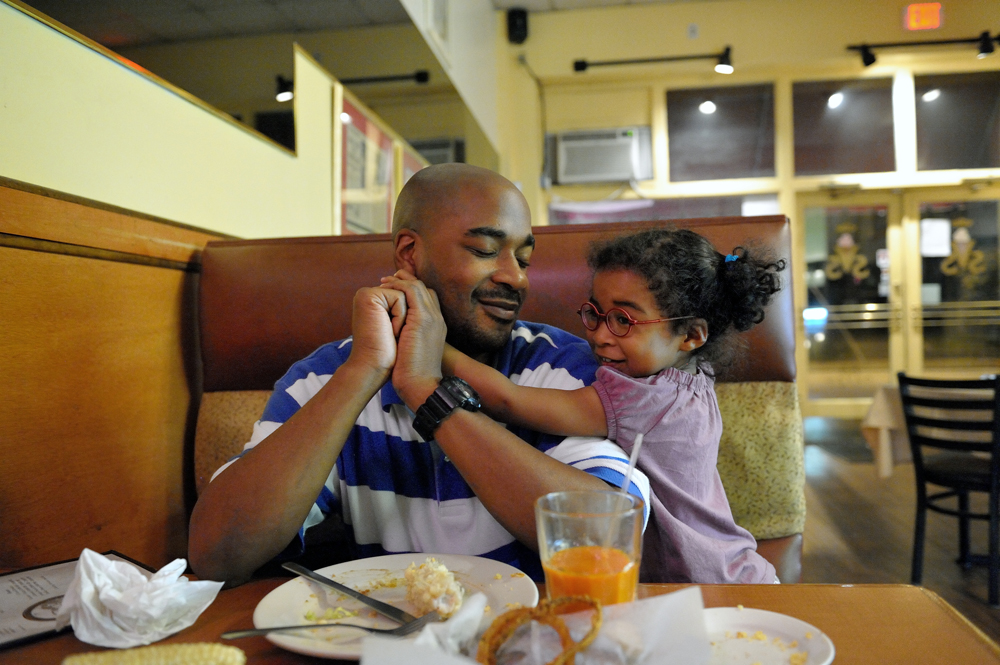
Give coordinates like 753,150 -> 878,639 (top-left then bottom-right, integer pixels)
548,127 -> 653,185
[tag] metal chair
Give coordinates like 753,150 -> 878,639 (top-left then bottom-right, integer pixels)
897,372 -> 1000,606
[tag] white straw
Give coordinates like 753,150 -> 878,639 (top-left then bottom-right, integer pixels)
605,433 -> 644,549
618,433 -> 644,493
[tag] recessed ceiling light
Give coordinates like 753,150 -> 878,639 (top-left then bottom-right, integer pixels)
827,92 -> 844,109
699,100 -> 717,114
922,89 -> 941,102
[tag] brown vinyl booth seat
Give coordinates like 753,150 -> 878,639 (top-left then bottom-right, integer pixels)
194,217 -> 805,583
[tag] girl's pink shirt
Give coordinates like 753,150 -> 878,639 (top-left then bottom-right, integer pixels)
593,365 -> 777,584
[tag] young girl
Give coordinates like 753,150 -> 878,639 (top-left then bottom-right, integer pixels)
441,228 -> 785,584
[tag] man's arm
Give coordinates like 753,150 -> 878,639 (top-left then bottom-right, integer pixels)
443,344 -> 608,438
432,410 -> 610,547
385,280 -> 610,550
187,287 -> 406,585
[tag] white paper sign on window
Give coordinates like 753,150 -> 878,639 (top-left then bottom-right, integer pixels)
920,218 -> 951,257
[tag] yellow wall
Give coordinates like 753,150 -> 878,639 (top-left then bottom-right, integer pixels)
119,23 -> 450,128
5,0 -> 999,236
368,91 -> 466,141
399,0 -> 499,150
517,0 -> 997,77
1,2 -> 335,238
121,19 -> 500,172
493,0 -> 1000,225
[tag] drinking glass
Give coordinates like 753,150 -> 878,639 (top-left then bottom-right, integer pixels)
535,490 -> 643,605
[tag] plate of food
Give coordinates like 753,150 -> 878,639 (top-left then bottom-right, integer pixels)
705,606 -> 834,665
252,553 -> 539,660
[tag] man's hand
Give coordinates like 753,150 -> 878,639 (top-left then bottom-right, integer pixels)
347,286 -> 407,379
381,270 -> 447,408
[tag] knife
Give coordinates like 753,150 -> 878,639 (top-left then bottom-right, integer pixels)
282,561 -> 418,625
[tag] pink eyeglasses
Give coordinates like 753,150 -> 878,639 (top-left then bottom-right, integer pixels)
577,302 -> 692,337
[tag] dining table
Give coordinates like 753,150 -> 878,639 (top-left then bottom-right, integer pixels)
861,380 -> 997,479
5,579 -> 999,664
860,383 -> 912,478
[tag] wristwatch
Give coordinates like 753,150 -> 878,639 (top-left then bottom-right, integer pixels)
412,376 -> 481,441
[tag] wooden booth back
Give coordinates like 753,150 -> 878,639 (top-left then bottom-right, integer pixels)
196,216 -> 806,581
0,178 -> 224,572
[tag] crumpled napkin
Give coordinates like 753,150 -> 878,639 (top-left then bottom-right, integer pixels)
55,548 -> 224,648
414,592 -> 489,655
361,586 -> 710,665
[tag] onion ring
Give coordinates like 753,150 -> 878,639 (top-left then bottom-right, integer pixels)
475,595 -> 602,665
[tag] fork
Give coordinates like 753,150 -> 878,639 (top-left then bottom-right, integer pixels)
220,611 -> 441,640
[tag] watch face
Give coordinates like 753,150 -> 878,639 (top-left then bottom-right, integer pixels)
442,376 -> 480,410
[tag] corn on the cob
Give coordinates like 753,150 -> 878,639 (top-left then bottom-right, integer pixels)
62,643 -> 245,665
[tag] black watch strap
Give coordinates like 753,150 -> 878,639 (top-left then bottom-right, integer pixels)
412,376 -> 481,441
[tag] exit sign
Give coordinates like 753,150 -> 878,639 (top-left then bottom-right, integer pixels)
905,3 -> 942,31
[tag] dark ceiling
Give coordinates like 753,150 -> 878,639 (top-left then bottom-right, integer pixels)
24,0 -> 413,49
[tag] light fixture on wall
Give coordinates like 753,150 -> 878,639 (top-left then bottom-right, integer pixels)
979,31 -> 996,58
859,45 -> 876,67
573,46 -> 734,75
275,75 -> 293,102
848,31 -> 999,67
715,47 -> 733,74
340,70 -> 430,85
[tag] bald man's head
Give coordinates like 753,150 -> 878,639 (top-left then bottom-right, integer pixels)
391,163 -> 527,237
390,163 -> 534,359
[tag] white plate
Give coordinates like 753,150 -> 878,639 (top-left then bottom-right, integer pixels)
253,554 -> 539,660
705,607 -> 835,665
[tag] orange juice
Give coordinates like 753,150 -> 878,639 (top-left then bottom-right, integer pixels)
542,545 -> 638,605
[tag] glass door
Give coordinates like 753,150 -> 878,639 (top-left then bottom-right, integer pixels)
797,184 -> 1000,415
903,185 -> 1000,378
797,191 -> 905,414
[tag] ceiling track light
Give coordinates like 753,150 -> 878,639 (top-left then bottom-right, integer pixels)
573,46 -> 734,75
848,31 -> 999,67
979,31 -> 996,58
715,46 -> 734,74
340,70 -> 430,85
275,75 -> 293,102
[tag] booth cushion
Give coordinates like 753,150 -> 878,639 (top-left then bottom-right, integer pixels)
200,217 -> 795,392
194,390 -> 270,496
716,381 -> 806,539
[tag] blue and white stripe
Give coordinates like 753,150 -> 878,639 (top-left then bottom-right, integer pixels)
212,321 -> 650,578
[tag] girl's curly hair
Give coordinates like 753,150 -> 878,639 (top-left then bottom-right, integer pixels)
587,227 -> 785,372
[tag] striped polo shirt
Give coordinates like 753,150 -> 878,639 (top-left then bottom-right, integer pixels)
214,321 -> 650,580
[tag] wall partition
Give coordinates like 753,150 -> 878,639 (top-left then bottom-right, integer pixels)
336,89 -> 429,235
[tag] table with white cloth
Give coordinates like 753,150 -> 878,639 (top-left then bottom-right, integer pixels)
861,381 -> 996,479
861,384 -> 912,478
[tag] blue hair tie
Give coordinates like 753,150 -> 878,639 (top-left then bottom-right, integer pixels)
725,254 -> 738,263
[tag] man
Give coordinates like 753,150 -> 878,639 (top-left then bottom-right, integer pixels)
188,164 -> 649,585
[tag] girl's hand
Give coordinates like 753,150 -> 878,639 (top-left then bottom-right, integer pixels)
380,269 -> 419,286
379,274 -> 447,410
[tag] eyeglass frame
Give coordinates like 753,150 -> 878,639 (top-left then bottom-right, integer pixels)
577,301 -> 693,338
